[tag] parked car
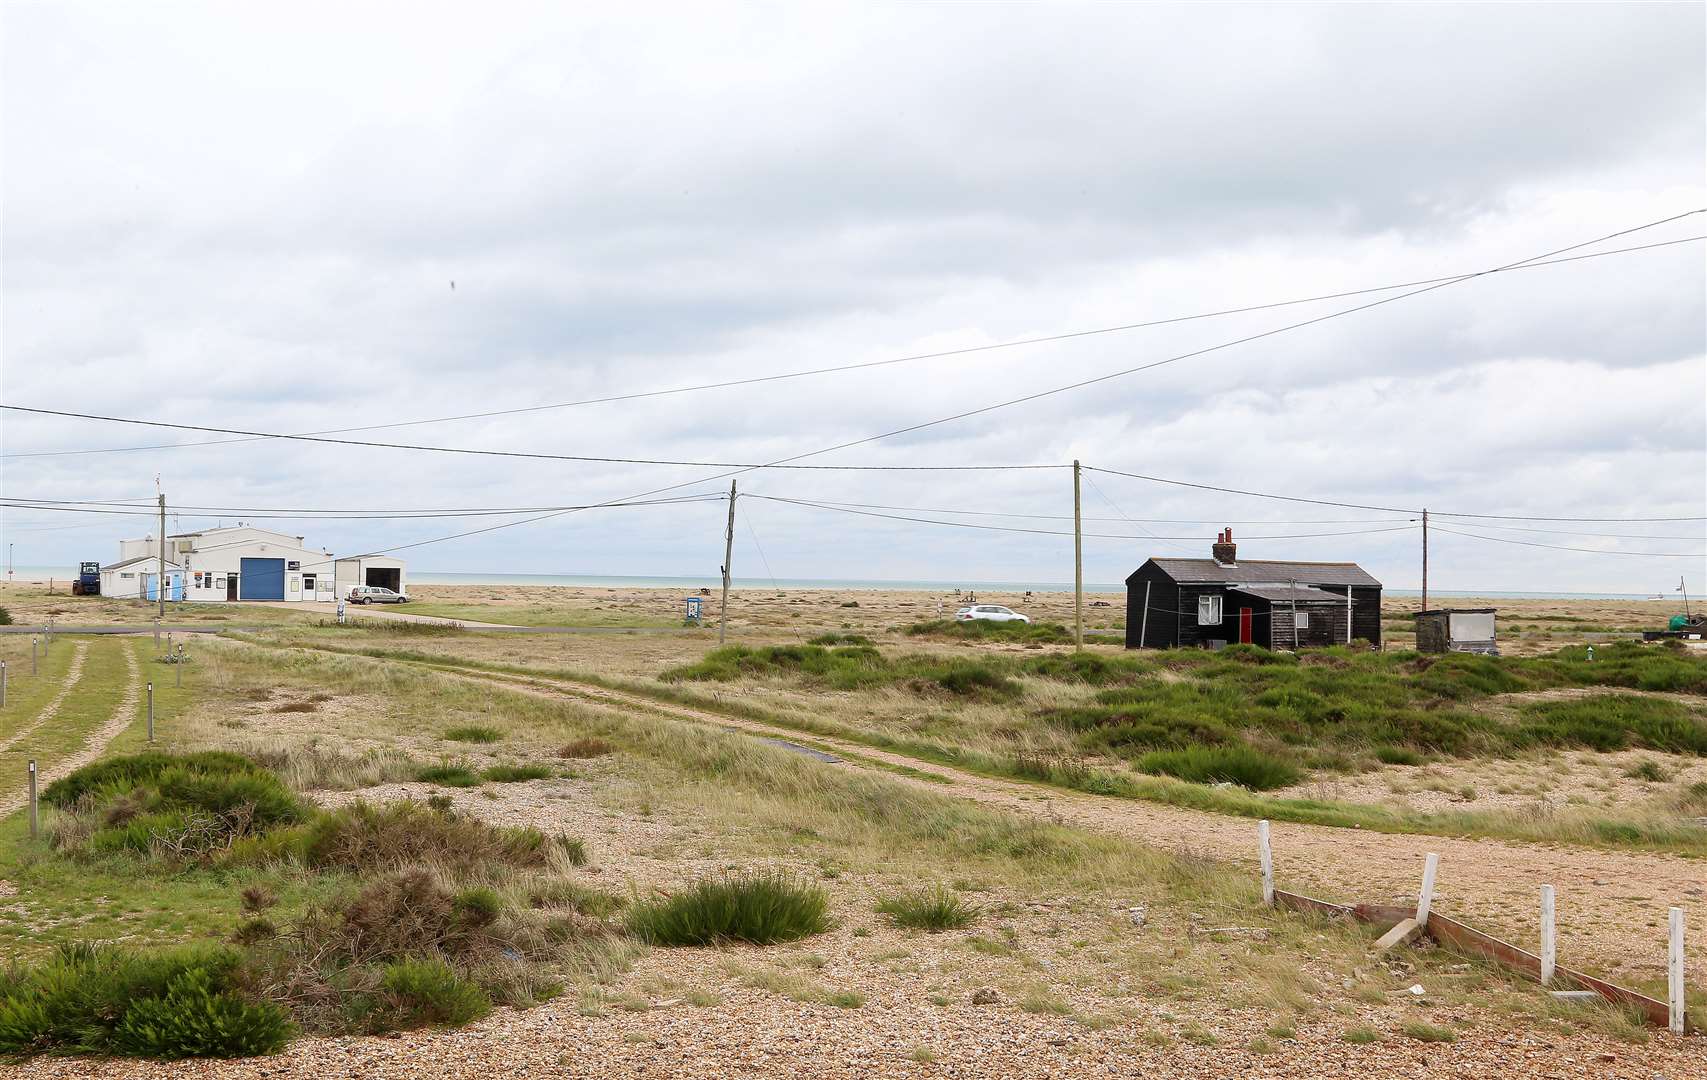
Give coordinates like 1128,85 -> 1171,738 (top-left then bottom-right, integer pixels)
955,604 -> 1030,624
348,585 -> 410,604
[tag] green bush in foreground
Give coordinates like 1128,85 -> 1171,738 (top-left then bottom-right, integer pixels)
1134,744 -> 1302,791
371,959 -> 491,1029
442,725 -> 502,744
0,944 -> 291,1060
876,885 -> 979,931
627,871 -> 829,946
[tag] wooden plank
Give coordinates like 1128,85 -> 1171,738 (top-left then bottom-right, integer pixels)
1257,821 -> 1274,907
1272,889 -> 1352,918
1540,885 -> 1556,986
1416,852 -> 1439,927
1374,917 -> 1423,953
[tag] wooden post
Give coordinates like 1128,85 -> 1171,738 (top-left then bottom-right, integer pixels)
1139,581 -> 1152,649
1072,460 -> 1083,653
1,660 -> 6,708
147,682 -> 155,743
157,492 -> 167,620
1345,587 -> 1353,646
1670,907 -> 1685,1035
1257,820 -> 1274,906
718,480 -> 737,645
175,652 -> 182,688
1417,852 -> 1440,927
32,636 -> 38,676
26,757 -> 37,842
1540,885 -> 1556,986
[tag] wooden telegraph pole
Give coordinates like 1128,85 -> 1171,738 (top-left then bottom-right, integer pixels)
719,480 -> 737,645
1420,508 -> 1429,614
1072,460 -> 1084,652
157,493 -> 167,620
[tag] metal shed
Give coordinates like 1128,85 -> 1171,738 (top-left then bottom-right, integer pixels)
1413,608 -> 1498,655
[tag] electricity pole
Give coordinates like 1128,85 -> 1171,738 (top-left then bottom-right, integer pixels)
719,480 -> 737,644
1420,508 -> 1429,614
157,493 -> 167,619
1072,460 -> 1083,652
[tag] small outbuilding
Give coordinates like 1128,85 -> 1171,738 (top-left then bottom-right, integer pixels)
1413,608 -> 1498,655
1125,529 -> 1383,650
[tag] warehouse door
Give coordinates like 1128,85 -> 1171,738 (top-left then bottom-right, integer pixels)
239,558 -> 287,600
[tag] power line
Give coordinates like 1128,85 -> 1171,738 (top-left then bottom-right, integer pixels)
8,232 -> 1701,462
1429,524 -> 1706,558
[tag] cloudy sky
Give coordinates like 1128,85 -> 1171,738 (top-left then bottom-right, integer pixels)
3,2 -> 1703,593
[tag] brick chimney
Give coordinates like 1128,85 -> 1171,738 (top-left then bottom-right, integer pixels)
1212,528 -> 1237,566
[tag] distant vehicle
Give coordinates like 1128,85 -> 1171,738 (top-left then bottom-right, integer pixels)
348,585 -> 409,604
71,561 -> 102,596
955,604 -> 1030,624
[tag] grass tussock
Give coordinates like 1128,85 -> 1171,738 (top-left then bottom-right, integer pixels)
300,799 -> 582,876
664,644 -> 1022,700
875,885 -> 979,931
903,619 -> 1075,644
1134,744 -> 1303,791
558,737 -> 615,759
415,764 -> 482,788
442,725 -> 503,744
626,871 -> 830,946
481,763 -> 553,783
245,742 -> 420,792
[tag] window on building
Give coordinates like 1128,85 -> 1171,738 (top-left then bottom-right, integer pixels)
1294,611 -> 1310,629
1197,595 -> 1222,626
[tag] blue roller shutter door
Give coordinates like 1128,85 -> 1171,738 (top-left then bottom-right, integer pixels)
239,558 -> 286,600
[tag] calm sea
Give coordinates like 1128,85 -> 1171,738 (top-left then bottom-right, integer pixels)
3,565 -> 1665,601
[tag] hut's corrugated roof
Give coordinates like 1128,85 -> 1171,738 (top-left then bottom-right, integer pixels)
1230,584 -> 1346,603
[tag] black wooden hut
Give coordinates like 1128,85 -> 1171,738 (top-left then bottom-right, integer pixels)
1125,529 -> 1382,650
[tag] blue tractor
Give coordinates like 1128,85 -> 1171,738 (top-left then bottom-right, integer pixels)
71,561 -> 101,596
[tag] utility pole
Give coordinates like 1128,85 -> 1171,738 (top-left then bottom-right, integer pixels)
719,480 -> 737,645
157,492 -> 167,620
1420,508 -> 1429,614
1072,460 -> 1084,652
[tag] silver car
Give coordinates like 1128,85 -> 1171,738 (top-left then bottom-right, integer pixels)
349,585 -> 409,604
955,604 -> 1030,624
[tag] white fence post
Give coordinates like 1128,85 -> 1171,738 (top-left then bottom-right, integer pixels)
1416,853 -> 1439,927
1258,820 -> 1274,906
1540,885 -> 1556,986
1670,907 -> 1685,1035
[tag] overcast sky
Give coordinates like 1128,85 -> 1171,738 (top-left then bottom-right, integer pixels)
3,2 -> 1703,593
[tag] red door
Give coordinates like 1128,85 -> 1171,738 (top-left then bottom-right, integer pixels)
1239,608 -> 1253,644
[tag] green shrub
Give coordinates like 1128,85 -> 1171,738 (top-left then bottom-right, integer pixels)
1134,744 -> 1302,791
0,607 -> 12,626
1515,696 -> 1707,755
0,943 -> 289,1060
442,726 -> 502,744
1374,745 -> 1425,766
415,765 -> 482,788
373,959 -> 490,1028
626,871 -> 829,946
875,885 -> 978,931
481,763 -> 553,783
1017,652 -> 1148,685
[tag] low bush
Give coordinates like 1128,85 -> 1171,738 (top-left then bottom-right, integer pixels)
415,765 -> 482,788
370,959 -> 491,1029
0,607 -> 11,626
558,737 -> 615,759
1515,696 -> 1707,754
481,763 -> 553,783
442,726 -> 502,744
903,619 -> 1074,644
300,800 -> 576,875
1017,652 -> 1149,685
807,633 -> 872,646
663,644 -> 1020,699
626,871 -> 830,946
876,885 -> 978,931
1374,745 -> 1425,766
1134,744 -> 1302,791
0,943 -> 291,1060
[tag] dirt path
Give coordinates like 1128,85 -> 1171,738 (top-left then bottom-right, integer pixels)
0,644 -> 142,817
426,661 -> 1705,990
248,600 -> 524,629
0,642 -> 90,756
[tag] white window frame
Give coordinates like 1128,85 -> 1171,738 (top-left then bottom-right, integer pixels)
1197,594 -> 1223,626
1294,611 -> 1310,629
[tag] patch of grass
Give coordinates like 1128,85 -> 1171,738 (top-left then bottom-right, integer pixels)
1624,759 -> 1670,782
1515,696 -> 1707,754
1133,744 -> 1302,791
271,700 -> 318,714
442,725 -> 502,744
807,633 -> 871,646
904,618 -> 1074,644
0,943 -> 292,1060
1341,1026 -> 1380,1044
365,958 -> 493,1030
875,885 -> 978,932
626,871 -> 830,947
1400,1020 -> 1456,1043
1375,745 -> 1425,766
415,764 -> 482,788
663,644 -> 1022,700
480,763 -> 553,783
299,800 -> 573,875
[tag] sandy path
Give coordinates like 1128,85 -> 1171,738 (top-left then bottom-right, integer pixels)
0,642 -> 89,756
0,645 -> 144,816
430,662 -> 1706,989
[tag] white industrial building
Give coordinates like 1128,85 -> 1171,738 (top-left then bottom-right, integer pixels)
102,526 -> 405,603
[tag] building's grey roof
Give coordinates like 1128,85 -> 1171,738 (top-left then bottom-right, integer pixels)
103,556 -> 182,572
1230,584 -> 1346,603
1142,558 -> 1381,588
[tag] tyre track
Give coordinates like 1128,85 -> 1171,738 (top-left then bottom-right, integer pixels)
0,644 -> 144,817
0,642 -> 90,756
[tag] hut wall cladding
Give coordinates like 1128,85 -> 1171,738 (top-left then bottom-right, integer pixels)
1125,564 -> 1181,649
